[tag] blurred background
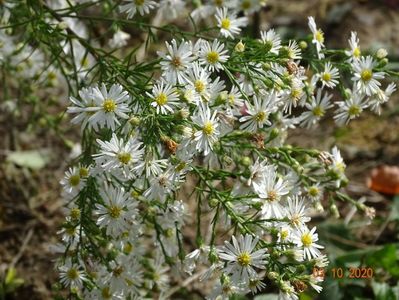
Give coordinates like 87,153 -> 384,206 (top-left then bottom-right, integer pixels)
1,0 -> 399,299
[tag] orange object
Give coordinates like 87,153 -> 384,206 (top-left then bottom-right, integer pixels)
367,165 -> 399,195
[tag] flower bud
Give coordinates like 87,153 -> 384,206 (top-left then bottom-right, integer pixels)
376,48 -> 388,59
299,41 -> 308,50
129,116 -> 140,127
267,271 -> 279,280
208,198 -> 219,208
235,40 -> 245,53
240,156 -> 252,167
330,203 -> 340,218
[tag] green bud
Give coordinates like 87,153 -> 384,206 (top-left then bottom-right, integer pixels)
269,128 -> 279,140
299,41 -> 308,50
208,198 -> 219,208
240,156 -> 252,167
330,203 -> 340,219
129,116 -> 140,127
208,248 -> 219,264
262,62 -> 271,71
377,58 -> 388,68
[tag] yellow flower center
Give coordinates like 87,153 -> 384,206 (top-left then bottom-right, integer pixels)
348,105 -> 361,116
241,0 -> 251,10
108,205 -> 122,219
312,106 -> 325,117
79,167 -> 89,177
65,226 -> 76,236
291,88 -> 302,100
280,229 -> 289,240
117,152 -> 131,164
194,80 -> 206,93
267,189 -> 278,202
301,233 -> 313,247
102,99 -> 116,113
308,186 -> 319,197
155,93 -> 168,106
70,207 -> 81,220
237,252 -> 252,266
206,51 -> 220,64
123,243 -> 133,254
66,268 -> 78,280
255,111 -> 267,122
353,47 -> 361,58
69,175 -> 80,187
221,18 -> 231,30
101,287 -> 112,299
322,72 -> 331,82
360,69 -> 372,82
171,56 -> 182,68
315,30 -> 324,43
203,121 -> 215,135
134,0 -> 145,5
112,266 -> 124,277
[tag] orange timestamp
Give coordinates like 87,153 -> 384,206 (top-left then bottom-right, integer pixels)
313,267 -> 374,279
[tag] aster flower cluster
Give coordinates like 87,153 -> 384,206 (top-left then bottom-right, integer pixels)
2,0 -> 397,299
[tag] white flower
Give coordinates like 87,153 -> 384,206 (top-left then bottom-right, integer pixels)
147,81 -> 179,114
308,16 -> 325,59
119,0 -> 157,19
345,31 -> 361,62
185,62 -> 212,103
218,234 -> 268,284
94,186 -> 138,238
319,62 -> 339,88
59,259 -> 86,288
285,40 -> 302,60
330,146 -> 346,177
300,89 -> 333,128
260,29 -> 282,54
191,104 -> 220,156
156,0 -> 186,21
143,169 -> 176,202
351,55 -> 385,96
293,226 -> 324,260
199,40 -> 229,72
158,39 -> 193,84
334,91 -> 368,125
67,86 -> 99,130
109,30 -> 130,48
239,92 -> 279,132
60,167 -> 86,198
93,133 -> 144,176
285,196 -> 311,228
215,7 -> 248,38
369,83 -> 397,114
253,167 -> 290,219
89,83 -> 130,131
247,158 -> 273,188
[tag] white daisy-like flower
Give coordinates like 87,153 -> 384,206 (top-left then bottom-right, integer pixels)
88,83 -> 130,131
319,62 -> 339,88
345,31 -> 361,62
191,104 -> 220,156
109,30 -> 130,48
369,83 -> 397,114
300,89 -> 333,128
239,92 -> 279,132
143,169 -> 176,202
93,133 -> 144,175
218,234 -> 268,284
253,167 -> 290,219
260,29 -> 282,54
156,0 -> 186,21
60,167 -> 86,198
119,0 -> 157,19
215,7 -> 248,38
67,87 -> 100,131
329,146 -> 346,178
94,186 -> 138,238
199,40 -> 229,72
334,92 -> 368,125
59,259 -> 86,288
308,16 -> 325,59
185,62 -> 212,103
285,196 -> 311,228
351,55 -> 385,96
285,40 -> 302,60
147,81 -> 179,114
158,39 -> 193,84
292,226 -> 324,260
